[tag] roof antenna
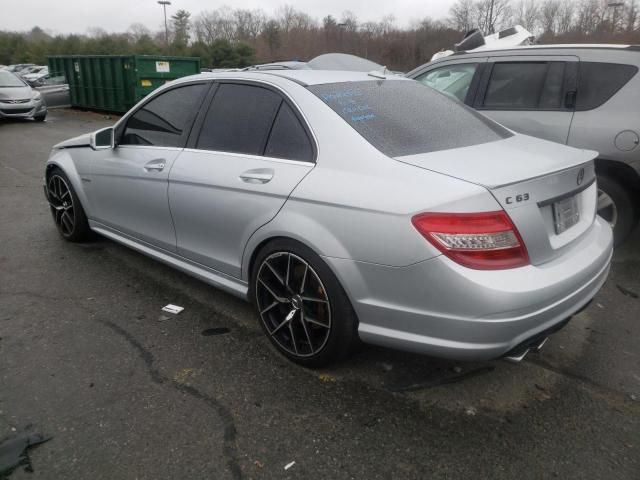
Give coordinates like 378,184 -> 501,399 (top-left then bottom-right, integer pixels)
367,67 -> 387,79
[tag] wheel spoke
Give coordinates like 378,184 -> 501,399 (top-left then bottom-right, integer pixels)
270,315 -> 291,335
303,315 -> 330,329
299,263 -> 308,294
285,254 -> 291,289
61,212 -> 73,233
265,260 -> 286,286
258,278 -> 287,303
287,322 -> 299,355
260,301 -> 279,315
299,310 -> 314,353
301,296 -> 328,304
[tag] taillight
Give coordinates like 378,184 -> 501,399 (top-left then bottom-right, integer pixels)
411,211 -> 530,270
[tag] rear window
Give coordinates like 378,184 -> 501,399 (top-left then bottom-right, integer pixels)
576,62 -> 638,111
309,80 -> 510,158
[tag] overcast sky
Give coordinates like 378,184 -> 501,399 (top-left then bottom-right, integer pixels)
3,0 -> 456,34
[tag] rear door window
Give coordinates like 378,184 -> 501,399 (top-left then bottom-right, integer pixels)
415,63 -> 479,103
264,102 -> 314,162
120,83 -> 208,147
482,62 -> 567,110
576,62 -> 638,111
196,83 -> 281,155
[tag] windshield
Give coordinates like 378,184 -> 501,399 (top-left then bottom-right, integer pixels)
0,70 -> 26,88
309,79 -> 511,157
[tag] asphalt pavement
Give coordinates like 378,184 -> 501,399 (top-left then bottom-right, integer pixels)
1,109 -> 639,479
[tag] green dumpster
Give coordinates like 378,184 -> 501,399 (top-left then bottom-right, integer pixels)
47,55 -> 201,113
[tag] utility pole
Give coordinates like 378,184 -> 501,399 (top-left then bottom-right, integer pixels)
608,2 -> 625,33
483,0 -> 496,34
158,1 -> 171,46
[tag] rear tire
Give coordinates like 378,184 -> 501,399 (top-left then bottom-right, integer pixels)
597,174 -> 637,247
250,239 -> 359,368
46,167 -> 92,242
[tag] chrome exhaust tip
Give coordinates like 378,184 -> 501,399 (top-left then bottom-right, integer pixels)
504,336 -> 549,363
504,348 -> 530,363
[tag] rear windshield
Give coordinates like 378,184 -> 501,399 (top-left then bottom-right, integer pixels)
309,80 -> 511,157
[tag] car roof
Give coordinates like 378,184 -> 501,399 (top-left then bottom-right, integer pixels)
182,69 -> 408,87
441,43 -> 637,58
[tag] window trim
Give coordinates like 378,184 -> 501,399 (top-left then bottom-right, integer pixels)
475,59 -> 578,112
187,79 -> 318,164
115,80 -> 213,148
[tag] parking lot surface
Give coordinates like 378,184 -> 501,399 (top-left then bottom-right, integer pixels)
1,110 -> 639,479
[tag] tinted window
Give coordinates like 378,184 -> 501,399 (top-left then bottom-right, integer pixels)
309,80 -> 511,158
483,62 -> 566,110
121,84 -> 207,147
197,83 -> 281,155
265,103 -> 314,162
416,63 -> 478,102
576,62 -> 638,111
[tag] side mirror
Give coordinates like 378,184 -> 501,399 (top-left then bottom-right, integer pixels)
90,127 -> 114,150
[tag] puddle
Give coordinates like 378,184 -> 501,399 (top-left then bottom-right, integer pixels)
201,327 -> 231,336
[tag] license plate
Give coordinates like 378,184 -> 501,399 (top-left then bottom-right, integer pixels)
553,195 -> 580,234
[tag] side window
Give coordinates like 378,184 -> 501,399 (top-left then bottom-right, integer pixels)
120,83 -> 207,147
576,62 -> 638,111
197,83 -> 281,155
265,103 -> 314,162
416,63 -> 479,102
482,62 -> 566,110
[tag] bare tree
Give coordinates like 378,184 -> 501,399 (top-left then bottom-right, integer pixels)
514,0 -> 540,33
235,9 -> 266,41
449,0 -> 475,32
625,0 -> 639,31
540,0 -> 560,34
556,2 -> 577,35
474,0 -> 512,34
128,23 -> 152,42
194,7 -> 236,44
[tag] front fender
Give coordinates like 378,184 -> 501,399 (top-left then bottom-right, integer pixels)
46,150 -> 92,218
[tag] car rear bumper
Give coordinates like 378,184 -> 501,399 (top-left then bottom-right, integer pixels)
0,101 -> 46,119
325,216 -> 613,361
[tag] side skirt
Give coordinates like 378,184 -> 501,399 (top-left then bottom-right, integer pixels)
89,221 -> 249,300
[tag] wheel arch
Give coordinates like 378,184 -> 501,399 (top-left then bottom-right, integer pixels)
595,158 -> 640,193
45,152 -> 92,217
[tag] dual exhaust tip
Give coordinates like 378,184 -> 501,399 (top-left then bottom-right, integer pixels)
504,337 -> 549,363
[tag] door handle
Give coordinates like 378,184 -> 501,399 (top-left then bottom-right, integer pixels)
144,159 -> 166,172
239,169 -> 274,184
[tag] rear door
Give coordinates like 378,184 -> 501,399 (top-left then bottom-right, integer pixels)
474,55 -> 578,144
168,81 -> 315,278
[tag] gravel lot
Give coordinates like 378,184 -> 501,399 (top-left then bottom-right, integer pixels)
1,109 -> 639,479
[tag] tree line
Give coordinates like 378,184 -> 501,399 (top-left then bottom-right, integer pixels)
1,0 -> 639,72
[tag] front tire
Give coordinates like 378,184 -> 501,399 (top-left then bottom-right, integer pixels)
34,113 -> 47,122
46,167 -> 92,242
597,174 -> 637,247
250,239 -> 359,367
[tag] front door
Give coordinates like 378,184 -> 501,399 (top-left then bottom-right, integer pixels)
84,82 -> 209,251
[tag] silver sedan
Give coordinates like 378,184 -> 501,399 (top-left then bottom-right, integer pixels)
0,70 -> 47,121
43,70 -> 613,366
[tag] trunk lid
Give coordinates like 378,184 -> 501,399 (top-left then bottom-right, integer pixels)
396,135 -> 599,265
